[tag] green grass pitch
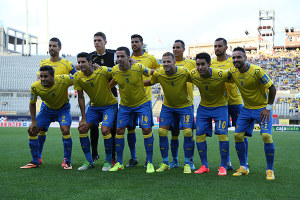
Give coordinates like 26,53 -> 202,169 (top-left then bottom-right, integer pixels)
0,127 -> 299,199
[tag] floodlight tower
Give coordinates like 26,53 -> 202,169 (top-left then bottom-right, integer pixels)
257,9 -> 275,51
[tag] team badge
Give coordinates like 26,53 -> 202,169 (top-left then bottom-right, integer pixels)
255,69 -> 260,75
32,87 -> 36,91
218,71 -> 223,77
101,59 -> 104,65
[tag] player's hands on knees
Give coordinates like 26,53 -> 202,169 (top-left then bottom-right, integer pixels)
260,109 -> 271,123
78,119 -> 87,130
92,63 -> 100,70
28,122 -> 38,135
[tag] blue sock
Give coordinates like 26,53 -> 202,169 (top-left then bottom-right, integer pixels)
159,136 -> 169,165
63,136 -> 72,163
115,136 -> 124,164
226,140 -> 231,164
264,143 -> 275,171
197,141 -> 208,168
244,137 -> 248,164
38,135 -> 46,159
235,141 -> 246,167
62,136 -> 66,158
104,134 -> 113,162
170,138 -> 179,162
79,135 -> 93,164
219,141 -> 229,167
183,136 -> 192,165
127,131 -> 137,159
190,139 -> 195,162
144,133 -> 154,164
29,137 -> 39,164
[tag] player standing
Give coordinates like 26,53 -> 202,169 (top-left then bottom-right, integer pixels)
228,47 -> 276,180
144,52 -> 194,173
36,38 -> 77,166
21,66 -> 73,169
171,40 -> 196,170
126,34 -> 160,168
211,38 -> 247,170
88,32 -> 118,164
109,47 -> 155,173
190,53 -> 231,176
74,53 -> 118,171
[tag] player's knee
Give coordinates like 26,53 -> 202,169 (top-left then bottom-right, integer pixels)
142,128 -> 152,135
158,128 -> 168,137
101,126 -> 111,136
61,128 -> 70,136
218,134 -> 228,141
116,127 -> 125,135
143,131 -> 153,139
234,132 -> 245,142
183,128 -> 192,137
196,134 -> 206,143
171,129 -> 180,136
261,133 -> 273,143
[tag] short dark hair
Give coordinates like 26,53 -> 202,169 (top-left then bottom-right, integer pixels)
233,47 -> 246,56
77,52 -> 92,62
40,65 -> 54,76
162,52 -> 175,61
174,40 -> 185,48
50,37 -> 61,47
195,53 -> 211,64
116,46 -> 130,57
94,32 -> 106,41
215,38 -> 227,46
131,34 -> 143,43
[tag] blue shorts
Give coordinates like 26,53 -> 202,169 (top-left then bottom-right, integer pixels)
117,101 -> 153,128
86,103 -> 118,128
127,102 -> 152,129
196,105 -> 228,136
159,104 -> 195,130
36,102 -> 72,128
228,104 -> 243,127
235,106 -> 273,136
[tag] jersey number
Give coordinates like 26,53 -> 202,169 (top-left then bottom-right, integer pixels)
183,115 -> 190,123
218,120 -> 226,129
141,115 -> 148,124
126,78 -> 129,83
171,81 -> 174,86
90,82 -> 94,87
52,93 -> 56,97
205,85 -> 208,90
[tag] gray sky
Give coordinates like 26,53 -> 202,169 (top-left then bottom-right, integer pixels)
1,0 -> 300,55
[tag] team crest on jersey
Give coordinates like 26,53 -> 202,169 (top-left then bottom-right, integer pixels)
119,119 -> 122,124
255,69 -> 260,75
32,87 -> 36,91
101,59 -> 104,65
160,118 -> 164,123
218,71 -> 223,77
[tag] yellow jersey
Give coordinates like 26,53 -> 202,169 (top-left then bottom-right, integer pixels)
176,59 -> 196,102
228,64 -> 273,109
37,57 -> 76,76
73,66 -> 118,107
30,74 -> 73,110
190,68 -> 230,107
111,63 -> 151,107
151,66 -> 192,108
131,52 -> 160,101
211,57 -> 243,105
